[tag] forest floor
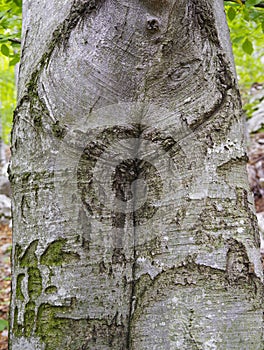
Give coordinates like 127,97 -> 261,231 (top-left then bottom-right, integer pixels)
0,134 -> 264,350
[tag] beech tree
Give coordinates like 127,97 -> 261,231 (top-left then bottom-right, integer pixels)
9,0 -> 263,349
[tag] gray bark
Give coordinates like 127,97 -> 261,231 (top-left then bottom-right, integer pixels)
9,0 -> 263,349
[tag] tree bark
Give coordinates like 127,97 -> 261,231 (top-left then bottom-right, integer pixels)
9,0 -> 263,349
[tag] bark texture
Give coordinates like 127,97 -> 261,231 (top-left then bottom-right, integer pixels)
9,0 -> 263,349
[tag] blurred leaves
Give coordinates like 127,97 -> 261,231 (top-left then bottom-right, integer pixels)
228,7 -> 237,20
245,0 -> 264,6
0,44 -> 9,57
0,0 -> 21,143
0,0 -> 22,62
225,0 -> 264,99
0,319 -> 8,332
0,55 -> 16,144
242,38 -> 254,54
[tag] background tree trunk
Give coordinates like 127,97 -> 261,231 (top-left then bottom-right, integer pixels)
9,0 -> 263,349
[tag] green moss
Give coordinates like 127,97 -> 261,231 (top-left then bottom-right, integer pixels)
40,239 -> 80,266
35,300 -> 126,350
52,121 -> 66,139
20,240 -> 39,268
24,301 -> 36,337
36,302 -> 73,350
45,286 -> 58,294
15,244 -> 22,262
33,114 -> 42,127
16,273 -> 25,301
21,172 -> 31,184
28,267 -> 42,300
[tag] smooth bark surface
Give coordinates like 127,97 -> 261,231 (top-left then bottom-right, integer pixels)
10,0 -> 263,349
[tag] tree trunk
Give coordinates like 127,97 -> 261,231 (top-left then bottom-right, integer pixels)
9,0 -> 263,349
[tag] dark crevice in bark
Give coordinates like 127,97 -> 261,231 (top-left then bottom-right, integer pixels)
235,186 -> 261,248
186,52 -> 238,133
125,226 -> 137,348
105,126 -> 143,348
182,0 -> 220,46
190,86 -> 234,133
18,0 -> 104,107
180,1 -> 240,132
126,159 -> 140,350
225,238 -> 262,290
192,0 -> 219,44
133,261 -> 263,315
11,80 -> 66,172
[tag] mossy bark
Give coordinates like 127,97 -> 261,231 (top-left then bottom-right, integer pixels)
9,0 -> 263,349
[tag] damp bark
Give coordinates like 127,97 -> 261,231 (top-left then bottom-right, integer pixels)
9,0 -> 263,349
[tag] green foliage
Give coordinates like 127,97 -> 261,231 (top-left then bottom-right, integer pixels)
0,318 -> 8,331
242,37 -> 254,54
246,0 -> 263,6
0,0 -> 22,64
225,1 -> 264,119
0,0 -> 21,143
0,55 -> 16,143
243,98 -> 261,119
225,2 -> 264,92
1,43 -> 9,56
227,7 -> 237,20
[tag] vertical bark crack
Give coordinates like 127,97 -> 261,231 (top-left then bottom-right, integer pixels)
126,157 -> 141,350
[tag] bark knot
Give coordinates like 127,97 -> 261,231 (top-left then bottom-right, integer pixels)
146,18 -> 160,31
